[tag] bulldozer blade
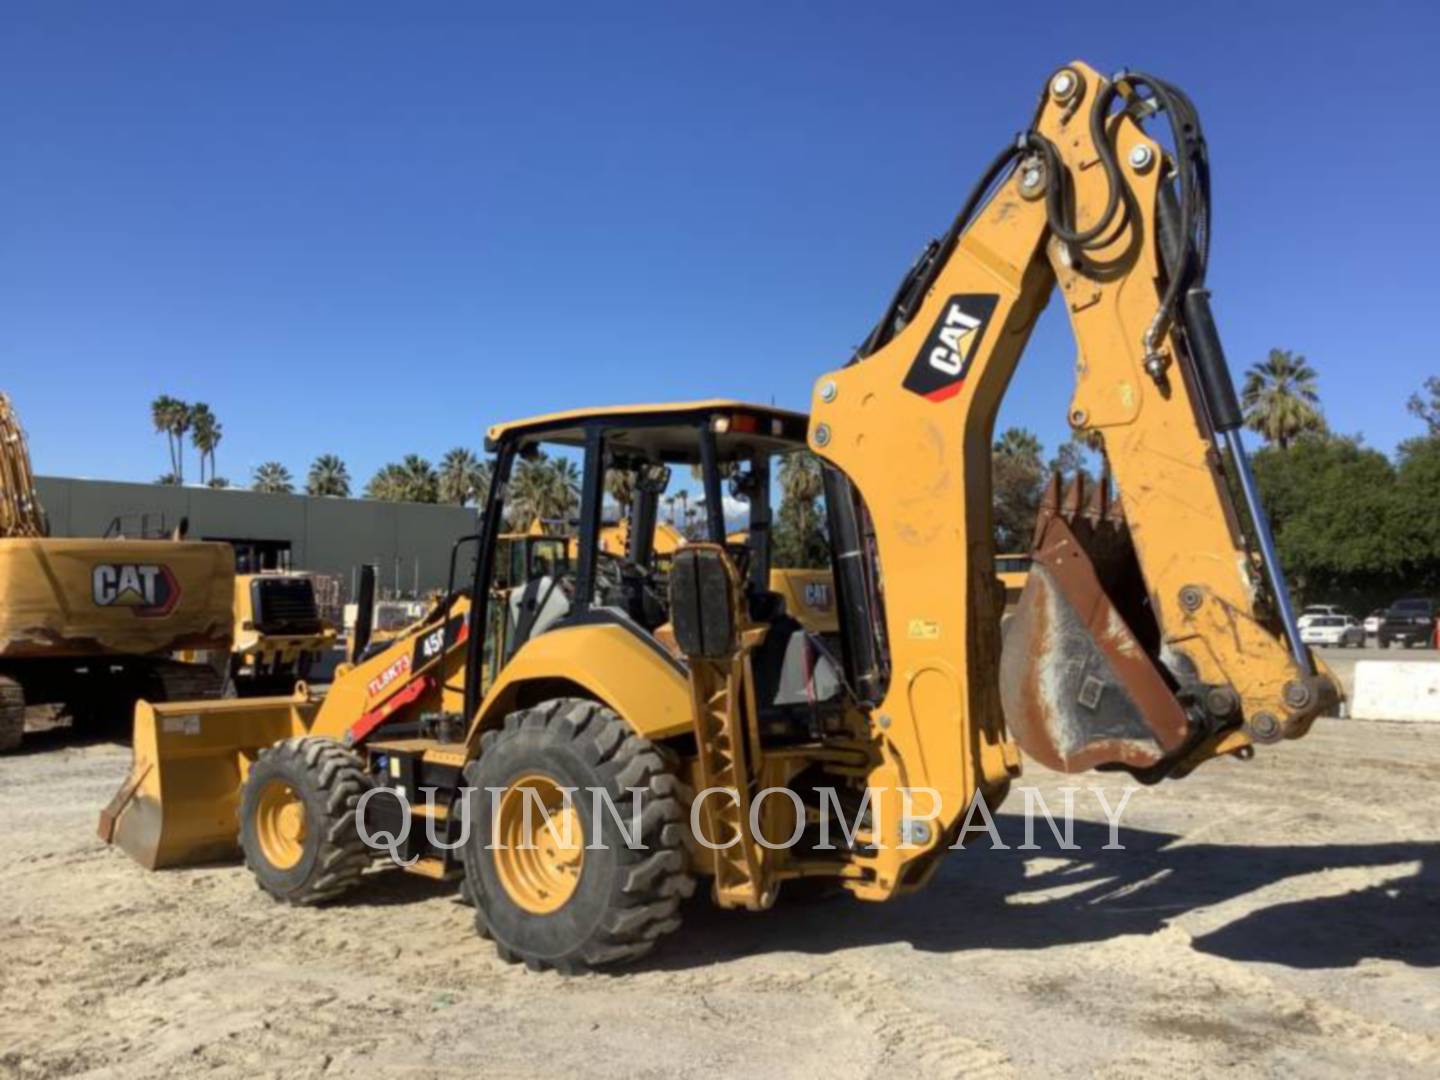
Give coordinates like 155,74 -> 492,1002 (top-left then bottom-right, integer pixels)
1000,472 -> 1190,774
100,693 -> 315,869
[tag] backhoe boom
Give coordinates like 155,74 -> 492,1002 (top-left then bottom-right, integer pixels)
808,61 -> 1338,894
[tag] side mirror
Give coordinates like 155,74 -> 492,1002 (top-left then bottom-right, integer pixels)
668,545 -> 741,660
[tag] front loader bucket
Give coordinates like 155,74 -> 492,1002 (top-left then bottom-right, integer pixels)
1000,471 -> 1190,774
99,693 -> 316,869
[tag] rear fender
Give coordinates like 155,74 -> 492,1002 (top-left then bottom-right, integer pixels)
468,620 -> 692,751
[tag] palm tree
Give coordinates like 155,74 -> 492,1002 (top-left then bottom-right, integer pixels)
398,455 -> 439,503
672,489 -> 689,532
507,455 -> 580,527
439,448 -> 490,506
252,461 -> 294,494
1242,348 -> 1323,450
993,428 -> 1043,461
168,401 -> 192,483
150,395 -> 190,482
365,463 -> 408,501
605,467 -> 637,517
771,451 -> 826,560
307,454 -> 351,498
189,403 -> 221,486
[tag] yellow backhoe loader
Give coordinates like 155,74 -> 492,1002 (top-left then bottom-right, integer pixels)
102,62 -> 1338,972
0,393 -> 234,751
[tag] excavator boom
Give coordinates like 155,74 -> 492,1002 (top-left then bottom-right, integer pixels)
0,392 -> 47,538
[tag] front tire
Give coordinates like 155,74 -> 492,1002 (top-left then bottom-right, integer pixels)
461,698 -> 694,972
240,737 -> 373,905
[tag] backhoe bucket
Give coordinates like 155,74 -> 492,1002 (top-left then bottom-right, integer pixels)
1000,472 -> 1190,774
99,693 -> 316,868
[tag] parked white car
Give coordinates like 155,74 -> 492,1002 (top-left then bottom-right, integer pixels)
1298,604 -> 1344,629
1300,615 -> 1365,648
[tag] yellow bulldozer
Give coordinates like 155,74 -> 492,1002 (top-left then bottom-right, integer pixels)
0,393 -> 235,751
102,62 -> 1338,972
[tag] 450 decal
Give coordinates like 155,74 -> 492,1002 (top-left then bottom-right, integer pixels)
412,613 -> 467,668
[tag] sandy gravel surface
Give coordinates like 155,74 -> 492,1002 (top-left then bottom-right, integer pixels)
1,716 -> 1437,1079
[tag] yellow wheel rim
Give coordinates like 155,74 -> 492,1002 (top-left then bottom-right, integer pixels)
494,772 -> 584,914
254,779 -> 307,870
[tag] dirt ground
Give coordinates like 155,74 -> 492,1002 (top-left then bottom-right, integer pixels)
2,697 -> 1437,1080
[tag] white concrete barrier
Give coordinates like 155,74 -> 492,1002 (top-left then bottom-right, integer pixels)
1349,661 -> 1440,722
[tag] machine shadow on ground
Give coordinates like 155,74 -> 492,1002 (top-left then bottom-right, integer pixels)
633,815 -> 1439,974
331,812 -> 1438,973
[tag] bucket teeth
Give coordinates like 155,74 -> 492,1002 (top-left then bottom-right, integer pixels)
1062,471 -> 1085,518
1034,469 -> 1125,539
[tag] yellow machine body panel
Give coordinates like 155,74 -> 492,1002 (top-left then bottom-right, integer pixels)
469,620 -> 694,748
767,568 -> 838,636
230,572 -> 338,671
102,592 -> 472,866
0,537 -> 235,659
994,554 -> 1031,610
488,398 -> 808,445
100,693 -> 315,868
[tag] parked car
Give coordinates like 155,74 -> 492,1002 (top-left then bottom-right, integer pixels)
1298,604 -> 1344,629
1364,609 -> 1384,636
1300,615 -> 1365,648
1378,597 -> 1436,649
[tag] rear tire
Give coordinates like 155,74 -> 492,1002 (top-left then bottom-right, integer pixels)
240,737 -> 373,905
0,676 -> 24,753
461,698 -> 694,972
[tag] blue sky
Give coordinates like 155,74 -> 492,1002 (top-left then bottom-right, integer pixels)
3,1 -> 1437,488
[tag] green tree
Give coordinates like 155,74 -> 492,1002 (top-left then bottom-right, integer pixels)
398,455 -> 439,503
208,476 -> 231,489
771,451 -> 828,568
252,461 -> 294,494
189,403 -> 221,486
507,454 -> 580,527
1248,433 -> 1411,611
1048,430 -> 1099,478
150,395 -> 191,482
1406,376 -> 1440,436
605,466 -> 637,517
993,427 -> 1044,552
307,454 -> 351,498
1391,436 -> 1440,595
1241,348 -> 1323,450
438,447 -> 490,506
365,463 -> 408,502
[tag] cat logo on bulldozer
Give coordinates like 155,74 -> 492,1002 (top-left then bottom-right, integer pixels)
91,563 -> 181,617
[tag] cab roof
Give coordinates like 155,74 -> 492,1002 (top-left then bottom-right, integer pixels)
485,399 -> 811,462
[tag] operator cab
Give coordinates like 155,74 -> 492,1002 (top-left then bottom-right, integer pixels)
469,401 -> 846,739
